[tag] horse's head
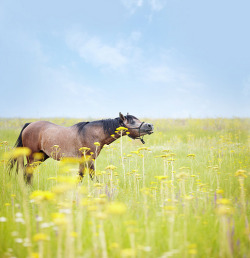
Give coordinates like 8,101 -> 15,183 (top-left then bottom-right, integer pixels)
119,112 -> 154,143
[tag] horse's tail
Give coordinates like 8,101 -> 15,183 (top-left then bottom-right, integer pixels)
8,123 -> 31,172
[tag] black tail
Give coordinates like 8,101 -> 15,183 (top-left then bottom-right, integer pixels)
8,123 -> 31,172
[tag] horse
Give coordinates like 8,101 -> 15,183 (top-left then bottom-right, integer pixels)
8,112 -> 154,183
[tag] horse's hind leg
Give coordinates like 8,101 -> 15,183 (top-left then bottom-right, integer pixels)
24,156 -> 35,184
24,151 -> 48,184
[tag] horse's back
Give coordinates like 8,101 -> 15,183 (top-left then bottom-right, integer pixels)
22,121 -> 55,151
22,121 -> 88,159
38,122 -> 80,158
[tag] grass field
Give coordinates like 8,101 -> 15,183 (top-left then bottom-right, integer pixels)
0,118 -> 249,258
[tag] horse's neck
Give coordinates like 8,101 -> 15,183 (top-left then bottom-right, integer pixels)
101,133 -> 122,146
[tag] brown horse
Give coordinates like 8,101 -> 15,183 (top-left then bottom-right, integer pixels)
8,113 -> 154,183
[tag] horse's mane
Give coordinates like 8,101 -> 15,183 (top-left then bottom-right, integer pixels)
75,121 -> 89,134
75,115 -> 137,135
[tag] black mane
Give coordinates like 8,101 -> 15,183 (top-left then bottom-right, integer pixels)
102,118 -> 121,135
125,115 -> 137,123
75,115 -> 138,135
75,121 -> 90,134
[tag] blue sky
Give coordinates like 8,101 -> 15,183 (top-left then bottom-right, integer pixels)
0,0 -> 249,118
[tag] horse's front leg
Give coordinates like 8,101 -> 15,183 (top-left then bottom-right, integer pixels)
79,160 -> 95,181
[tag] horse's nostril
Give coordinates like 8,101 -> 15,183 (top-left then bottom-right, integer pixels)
148,124 -> 152,129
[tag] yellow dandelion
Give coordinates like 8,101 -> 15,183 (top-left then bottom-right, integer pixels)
105,165 -> 117,170
116,127 -> 128,132
155,175 -> 168,180
217,198 -> 231,205
33,233 -> 49,242
120,248 -> 135,257
12,147 -> 31,158
106,202 -> 127,215
47,177 -> 57,180
52,184 -> 73,194
33,152 -> 44,160
160,154 -> 169,158
184,195 -> 194,200
131,151 -> 139,155
216,206 -> 234,216
31,253 -> 39,258
94,142 -> 100,146
110,242 -> 119,249
93,212 -> 107,220
70,232 -> 78,238
30,190 -> 55,203
79,147 -> 90,153
176,172 -> 189,179
138,147 -> 149,151
235,170 -> 247,178
216,189 -> 224,195
93,183 -> 103,188
52,213 -> 67,226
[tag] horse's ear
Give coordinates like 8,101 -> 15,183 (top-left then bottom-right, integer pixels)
119,112 -> 125,121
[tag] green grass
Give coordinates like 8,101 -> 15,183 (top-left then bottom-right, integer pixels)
0,118 -> 249,258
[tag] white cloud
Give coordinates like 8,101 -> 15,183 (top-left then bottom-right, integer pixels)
65,30 -> 204,94
121,0 -> 165,12
121,0 -> 144,13
148,0 -> 166,11
143,65 -> 204,91
66,32 -> 129,71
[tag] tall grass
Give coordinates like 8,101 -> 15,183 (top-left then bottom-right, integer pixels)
0,118 -> 249,258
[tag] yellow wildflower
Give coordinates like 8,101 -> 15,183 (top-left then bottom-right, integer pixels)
12,147 -> 31,158
106,202 -> 127,215
79,147 -> 90,153
31,253 -> 39,258
116,127 -> 128,132
30,191 -> 55,203
33,233 -> 49,242
110,242 -> 119,249
176,172 -> 189,179
155,175 -> 168,180
33,152 -> 44,160
235,170 -> 247,178
105,165 -> 117,170
70,232 -> 78,238
217,198 -> 231,205
120,248 -> 135,257
52,213 -> 67,225
216,189 -> 224,195
216,206 -> 234,215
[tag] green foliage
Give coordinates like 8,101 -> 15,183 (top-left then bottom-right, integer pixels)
0,118 -> 249,258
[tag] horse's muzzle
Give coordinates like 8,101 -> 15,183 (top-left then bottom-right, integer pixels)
142,123 -> 154,134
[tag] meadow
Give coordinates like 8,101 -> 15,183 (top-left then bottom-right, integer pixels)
0,118 -> 249,258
